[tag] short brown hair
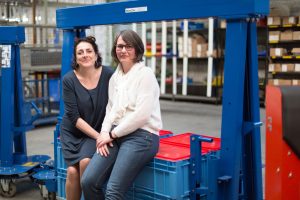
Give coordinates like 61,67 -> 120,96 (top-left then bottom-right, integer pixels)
72,36 -> 102,70
111,30 -> 144,64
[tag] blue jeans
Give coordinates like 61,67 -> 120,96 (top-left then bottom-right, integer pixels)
81,129 -> 159,200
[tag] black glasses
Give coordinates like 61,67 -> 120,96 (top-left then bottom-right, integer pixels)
116,44 -> 133,51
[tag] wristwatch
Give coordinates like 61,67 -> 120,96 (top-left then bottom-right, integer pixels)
109,131 -> 116,139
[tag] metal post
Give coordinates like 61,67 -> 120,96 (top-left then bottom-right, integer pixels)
161,21 -> 167,94
0,44 -> 14,167
218,19 -> 248,200
59,30 -> 77,117
13,44 -> 27,161
207,17 -> 214,97
242,20 -> 263,199
182,19 -> 188,95
172,20 -> 177,95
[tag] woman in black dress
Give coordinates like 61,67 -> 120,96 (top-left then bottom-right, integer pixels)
60,36 -> 113,200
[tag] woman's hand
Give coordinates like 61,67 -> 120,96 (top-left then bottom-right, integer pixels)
97,144 -> 110,157
96,132 -> 113,156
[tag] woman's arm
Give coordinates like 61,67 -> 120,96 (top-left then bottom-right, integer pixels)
100,76 -> 115,133
112,70 -> 159,137
63,75 -> 99,139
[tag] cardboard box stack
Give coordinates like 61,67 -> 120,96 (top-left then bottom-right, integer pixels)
178,34 -> 208,58
268,63 -> 281,72
281,64 -> 295,72
269,48 -> 287,57
280,31 -> 293,41
268,79 -> 292,86
267,16 -> 281,26
292,80 -> 300,85
293,31 -> 300,40
295,64 -> 300,72
282,16 -> 297,26
269,31 -> 280,41
292,48 -> 300,56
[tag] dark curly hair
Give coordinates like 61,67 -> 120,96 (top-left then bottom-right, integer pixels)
111,30 -> 144,64
71,36 -> 102,70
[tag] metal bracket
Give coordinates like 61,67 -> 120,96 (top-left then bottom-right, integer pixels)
243,121 -> 263,135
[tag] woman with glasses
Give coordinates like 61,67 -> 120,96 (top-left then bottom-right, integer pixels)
81,30 -> 162,200
60,36 -> 113,200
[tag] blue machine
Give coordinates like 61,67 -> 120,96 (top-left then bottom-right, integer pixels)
56,0 -> 269,199
0,26 -> 56,199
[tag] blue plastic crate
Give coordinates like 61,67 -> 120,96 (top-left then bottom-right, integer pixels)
131,151 -> 220,200
48,78 -> 60,102
55,137 -> 219,200
57,168 -> 66,200
57,139 -> 67,170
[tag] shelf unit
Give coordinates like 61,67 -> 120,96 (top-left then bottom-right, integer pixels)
129,18 -> 269,103
267,16 -> 300,86
135,19 -> 224,103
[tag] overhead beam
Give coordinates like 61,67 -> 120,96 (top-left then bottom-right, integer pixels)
56,0 -> 269,29
0,26 -> 25,44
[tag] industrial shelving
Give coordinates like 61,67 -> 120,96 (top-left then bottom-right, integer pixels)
137,19 -> 224,103
267,16 -> 300,86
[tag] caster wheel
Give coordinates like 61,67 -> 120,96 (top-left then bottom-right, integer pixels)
47,192 -> 56,200
0,181 -> 17,198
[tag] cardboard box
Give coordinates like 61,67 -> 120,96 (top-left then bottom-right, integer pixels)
191,33 -> 207,44
282,16 -> 297,25
267,17 -> 281,26
292,79 -> 300,85
270,48 -> 286,57
292,48 -> 300,56
193,43 -> 208,58
268,79 -> 292,86
295,64 -> 300,72
292,31 -> 300,40
220,20 -> 226,28
292,80 -> 300,85
269,31 -> 280,41
268,63 -> 281,72
280,31 -> 293,41
281,64 -> 294,72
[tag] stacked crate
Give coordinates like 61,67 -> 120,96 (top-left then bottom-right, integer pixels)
126,133 -> 221,200
56,131 -> 221,200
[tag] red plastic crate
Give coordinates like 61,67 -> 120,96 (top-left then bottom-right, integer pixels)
158,129 -> 173,138
160,133 -> 221,151
156,142 -> 208,161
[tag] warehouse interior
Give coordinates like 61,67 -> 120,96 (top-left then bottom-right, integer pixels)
0,0 -> 300,199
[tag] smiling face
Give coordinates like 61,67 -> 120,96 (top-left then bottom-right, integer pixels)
75,41 -> 97,69
115,36 -> 136,67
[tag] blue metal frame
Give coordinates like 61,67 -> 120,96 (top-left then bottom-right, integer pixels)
0,26 -> 25,44
56,0 -> 268,199
0,26 -> 55,197
56,0 -> 268,28
217,19 -> 263,200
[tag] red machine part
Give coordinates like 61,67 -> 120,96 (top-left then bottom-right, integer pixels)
265,86 -> 300,200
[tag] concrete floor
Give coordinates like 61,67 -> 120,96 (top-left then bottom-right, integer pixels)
2,100 -> 266,200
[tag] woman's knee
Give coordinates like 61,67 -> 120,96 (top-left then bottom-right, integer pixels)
79,158 -> 90,177
67,165 -> 80,182
80,166 -> 94,190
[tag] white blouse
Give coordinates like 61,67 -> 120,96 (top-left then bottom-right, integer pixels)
101,62 -> 162,137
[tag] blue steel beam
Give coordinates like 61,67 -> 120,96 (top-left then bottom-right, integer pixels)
0,50 -> 15,167
218,19 -> 248,200
0,26 -> 25,44
14,44 -> 28,163
56,0 -> 269,29
59,29 -> 85,117
242,21 -> 263,199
